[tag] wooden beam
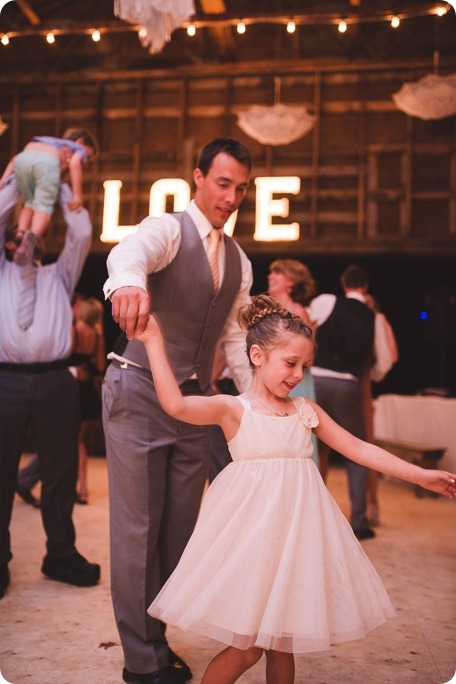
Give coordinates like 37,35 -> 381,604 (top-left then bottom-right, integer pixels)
199,0 -> 236,59
310,71 -> 321,239
199,0 -> 227,13
16,0 -> 41,26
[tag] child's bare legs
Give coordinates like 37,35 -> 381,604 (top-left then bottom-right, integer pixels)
17,206 -> 34,234
265,650 -> 295,684
15,209 -> 51,265
201,646 -> 264,684
30,209 -> 52,237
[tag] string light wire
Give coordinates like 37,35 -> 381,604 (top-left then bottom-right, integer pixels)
0,4 -> 452,45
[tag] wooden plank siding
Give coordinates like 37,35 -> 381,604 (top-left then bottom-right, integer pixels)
0,62 -> 454,255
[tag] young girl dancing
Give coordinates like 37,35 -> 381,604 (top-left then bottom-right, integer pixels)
134,294 -> 456,684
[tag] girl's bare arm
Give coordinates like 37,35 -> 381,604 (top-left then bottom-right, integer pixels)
309,399 -> 456,498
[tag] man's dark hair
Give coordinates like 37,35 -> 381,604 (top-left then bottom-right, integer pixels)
196,137 -> 252,176
341,264 -> 369,290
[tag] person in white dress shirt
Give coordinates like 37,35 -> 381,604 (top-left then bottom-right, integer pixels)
0,178 -> 100,600
308,265 -> 395,540
102,138 -> 253,684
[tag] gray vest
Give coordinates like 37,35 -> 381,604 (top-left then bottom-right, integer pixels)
120,211 -> 243,392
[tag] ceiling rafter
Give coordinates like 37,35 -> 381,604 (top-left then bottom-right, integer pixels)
16,0 -> 41,26
199,0 -> 236,60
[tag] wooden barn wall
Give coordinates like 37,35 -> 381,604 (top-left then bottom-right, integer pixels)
0,62 -> 455,256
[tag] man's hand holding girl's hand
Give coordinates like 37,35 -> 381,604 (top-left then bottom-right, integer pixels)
133,314 -> 161,344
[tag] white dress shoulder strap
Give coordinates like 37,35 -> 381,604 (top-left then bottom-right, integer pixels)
236,395 -> 252,410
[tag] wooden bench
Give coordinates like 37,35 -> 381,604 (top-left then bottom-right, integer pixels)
374,438 -> 447,497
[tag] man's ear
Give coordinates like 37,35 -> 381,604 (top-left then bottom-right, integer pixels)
193,167 -> 203,189
249,344 -> 263,368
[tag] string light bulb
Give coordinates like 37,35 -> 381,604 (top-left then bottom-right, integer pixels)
287,21 -> 296,34
91,29 -> 101,42
435,5 -> 448,15
391,15 -> 400,28
46,32 -> 55,44
1,34 -> 10,46
338,20 -> 348,33
237,22 -> 246,34
187,23 -> 196,36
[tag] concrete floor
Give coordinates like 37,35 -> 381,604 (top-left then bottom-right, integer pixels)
1,456 -> 455,684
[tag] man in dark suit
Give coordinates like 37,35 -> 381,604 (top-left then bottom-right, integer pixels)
102,138 -> 253,684
309,264 -> 377,540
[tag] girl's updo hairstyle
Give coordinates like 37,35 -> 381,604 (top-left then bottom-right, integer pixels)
238,294 -> 314,368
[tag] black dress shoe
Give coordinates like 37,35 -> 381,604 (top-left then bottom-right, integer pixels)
16,483 -> 40,508
168,649 -> 192,681
122,665 -> 189,683
0,564 -> 10,600
41,551 -> 100,587
354,527 -> 376,540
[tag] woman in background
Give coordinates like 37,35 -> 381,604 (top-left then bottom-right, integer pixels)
70,296 -> 105,504
267,258 -> 318,465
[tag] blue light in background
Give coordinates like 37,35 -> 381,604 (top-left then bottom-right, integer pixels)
420,311 -> 429,320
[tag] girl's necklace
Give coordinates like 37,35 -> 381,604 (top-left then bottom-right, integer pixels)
247,394 -> 290,417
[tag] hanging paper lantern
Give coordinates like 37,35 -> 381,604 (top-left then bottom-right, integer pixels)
237,103 -> 316,146
392,73 -> 456,120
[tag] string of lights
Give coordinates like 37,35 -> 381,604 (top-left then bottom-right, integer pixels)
0,3 -> 452,47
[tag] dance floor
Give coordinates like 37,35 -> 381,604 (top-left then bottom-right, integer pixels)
1,455 -> 455,684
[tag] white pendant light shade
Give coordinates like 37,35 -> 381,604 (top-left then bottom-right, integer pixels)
237,103 -> 316,146
392,73 -> 456,120
114,0 -> 195,54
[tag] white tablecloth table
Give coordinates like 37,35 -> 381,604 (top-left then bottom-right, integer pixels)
374,394 -> 456,472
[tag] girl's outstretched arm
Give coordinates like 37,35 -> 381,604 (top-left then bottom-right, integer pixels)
309,399 -> 456,499
135,315 -> 242,439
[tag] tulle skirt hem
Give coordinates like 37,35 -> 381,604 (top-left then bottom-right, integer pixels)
148,605 -> 395,653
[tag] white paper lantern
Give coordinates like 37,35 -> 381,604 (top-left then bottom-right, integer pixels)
237,103 -> 316,146
392,74 -> 456,120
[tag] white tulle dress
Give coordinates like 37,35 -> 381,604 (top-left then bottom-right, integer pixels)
148,396 -> 395,653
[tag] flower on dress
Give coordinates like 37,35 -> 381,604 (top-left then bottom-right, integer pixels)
297,399 -> 319,429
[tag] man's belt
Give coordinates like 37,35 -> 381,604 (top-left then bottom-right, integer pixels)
0,359 -> 69,374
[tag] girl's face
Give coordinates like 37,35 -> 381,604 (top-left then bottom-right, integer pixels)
267,269 -> 293,299
254,334 -> 314,398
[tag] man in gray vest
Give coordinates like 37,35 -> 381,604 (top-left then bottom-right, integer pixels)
102,138 -> 253,684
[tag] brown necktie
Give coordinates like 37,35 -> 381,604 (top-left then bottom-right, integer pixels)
207,229 -> 221,292
17,263 -> 37,330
